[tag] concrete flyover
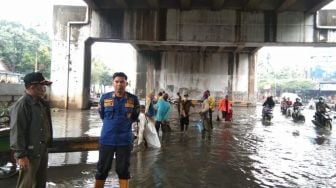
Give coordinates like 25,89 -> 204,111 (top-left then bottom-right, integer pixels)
50,0 -> 336,109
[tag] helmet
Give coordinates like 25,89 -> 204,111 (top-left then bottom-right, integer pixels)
319,97 -> 324,102
296,98 -> 300,102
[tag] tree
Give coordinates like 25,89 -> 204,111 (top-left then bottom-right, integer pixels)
257,53 -> 316,95
90,57 -> 114,94
0,20 -> 51,77
100,71 -> 113,93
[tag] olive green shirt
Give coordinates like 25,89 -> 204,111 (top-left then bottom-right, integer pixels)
10,93 -> 53,159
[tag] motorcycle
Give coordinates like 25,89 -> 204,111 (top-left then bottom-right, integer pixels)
262,106 -> 273,122
281,102 -> 287,115
292,106 -> 305,122
286,106 -> 293,117
312,111 -> 332,129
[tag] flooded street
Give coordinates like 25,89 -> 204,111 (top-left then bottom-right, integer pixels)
2,105 -> 336,188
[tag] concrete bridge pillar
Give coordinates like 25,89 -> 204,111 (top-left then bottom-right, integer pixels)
50,5 -> 90,109
135,50 -> 256,104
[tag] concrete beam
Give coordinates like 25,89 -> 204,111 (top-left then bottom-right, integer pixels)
83,0 -> 99,10
234,46 -> 245,53
244,0 -> 265,10
276,0 -> 297,12
91,0 -> 130,9
146,0 -> 160,9
307,0 -> 334,14
211,0 -> 226,10
180,0 -> 192,10
250,47 -> 261,54
114,0 -> 129,9
90,38 -> 336,50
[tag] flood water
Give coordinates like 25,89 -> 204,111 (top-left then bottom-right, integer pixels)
1,104 -> 336,188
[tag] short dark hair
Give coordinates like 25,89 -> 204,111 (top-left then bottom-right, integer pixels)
163,93 -> 169,100
112,72 -> 127,80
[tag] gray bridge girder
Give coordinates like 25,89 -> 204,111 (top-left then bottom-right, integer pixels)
50,1 -> 336,109
84,0 -> 332,13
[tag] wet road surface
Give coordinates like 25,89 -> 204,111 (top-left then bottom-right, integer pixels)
1,105 -> 336,188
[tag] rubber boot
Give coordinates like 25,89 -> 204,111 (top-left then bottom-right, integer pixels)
119,179 -> 129,188
94,179 -> 105,188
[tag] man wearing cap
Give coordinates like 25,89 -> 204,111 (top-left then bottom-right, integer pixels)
94,72 -> 140,188
10,72 -> 53,188
179,93 -> 195,133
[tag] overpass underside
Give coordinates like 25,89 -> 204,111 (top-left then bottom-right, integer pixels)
50,0 -> 336,109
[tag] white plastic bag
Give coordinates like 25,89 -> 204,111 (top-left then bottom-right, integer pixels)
144,118 -> 161,148
137,114 -> 146,145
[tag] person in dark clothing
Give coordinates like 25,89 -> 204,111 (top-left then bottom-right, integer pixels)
176,92 -> 182,116
180,94 -> 195,132
293,98 -> 303,111
262,96 -> 275,108
10,72 -> 53,188
315,97 -> 330,124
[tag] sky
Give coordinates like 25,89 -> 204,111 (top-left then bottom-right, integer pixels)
257,47 -> 336,69
92,42 -> 137,92
0,0 -> 86,34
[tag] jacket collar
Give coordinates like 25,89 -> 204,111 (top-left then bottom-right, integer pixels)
112,92 -> 128,99
23,93 -> 42,105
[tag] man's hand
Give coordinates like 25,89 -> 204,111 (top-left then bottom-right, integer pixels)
17,156 -> 29,170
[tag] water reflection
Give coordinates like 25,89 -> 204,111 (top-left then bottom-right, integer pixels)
2,105 -> 336,187
48,109 -> 101,167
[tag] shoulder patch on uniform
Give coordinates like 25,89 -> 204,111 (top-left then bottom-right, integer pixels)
104,99 -> 114,107
125,98 -> 134,108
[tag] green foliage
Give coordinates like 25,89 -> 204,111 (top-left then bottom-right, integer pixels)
257,53 -> 316,94
91,57 -> 114,93
0,20 -> 51,77
0,102 -> 9,117
258,78 -> 316,94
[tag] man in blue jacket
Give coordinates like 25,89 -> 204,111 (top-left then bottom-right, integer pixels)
94,72 -> 140,188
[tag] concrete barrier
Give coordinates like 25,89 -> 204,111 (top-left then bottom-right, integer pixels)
0,83 -> 50,103
0,83 -> 24,102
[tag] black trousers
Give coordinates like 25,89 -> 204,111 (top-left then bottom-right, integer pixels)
155,121 -> 170,134
180,115 -> 189,131
222,111 -> 227,119
209,109 -> 213,128
95,144 -> 132,180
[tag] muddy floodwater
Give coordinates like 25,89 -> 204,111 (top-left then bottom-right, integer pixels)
1,104 -> 336,188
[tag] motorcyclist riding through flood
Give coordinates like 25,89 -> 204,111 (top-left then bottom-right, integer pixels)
313,97 -> 332,129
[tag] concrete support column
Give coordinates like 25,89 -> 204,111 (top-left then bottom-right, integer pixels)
227,52 -> 234,99
230,52 -> 256,106
50,5 -> 90,109
248,53 -> 257,105
136,51 -> 161,99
